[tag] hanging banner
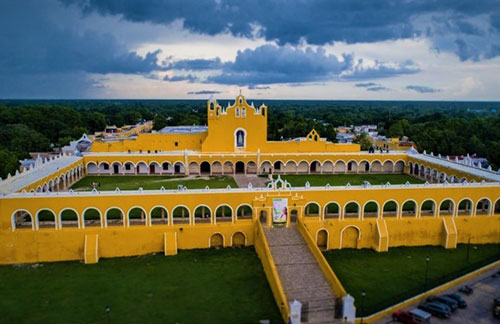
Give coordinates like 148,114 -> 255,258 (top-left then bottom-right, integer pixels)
272,198 -> 288,225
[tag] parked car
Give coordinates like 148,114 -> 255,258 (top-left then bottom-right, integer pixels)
458,285 -> 473,295
418,302 -> 451,319
427,295 -> 458,311
392,309 -> 431,324
494,297 -> 500,319
445,293 -> 467,308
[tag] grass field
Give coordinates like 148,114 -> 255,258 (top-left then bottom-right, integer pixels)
0,248 -> 282,324
274,173 -> 424,187
70,175 -> 238,191
324,244 -> 500,316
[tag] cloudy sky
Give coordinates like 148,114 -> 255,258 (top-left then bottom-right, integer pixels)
1,0 -> 500,100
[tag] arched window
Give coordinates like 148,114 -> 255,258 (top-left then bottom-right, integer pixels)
236,107 -> 240,117
235,130 -> 245,147
242,107 -> 246,118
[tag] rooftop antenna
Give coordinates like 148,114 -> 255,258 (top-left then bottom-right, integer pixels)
239,89 -> 242,96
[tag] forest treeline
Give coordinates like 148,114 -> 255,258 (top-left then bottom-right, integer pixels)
0,99 -> 498,178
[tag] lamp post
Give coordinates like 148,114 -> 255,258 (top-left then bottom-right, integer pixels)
424,256 -> 430,290
106,305 -> 110,324
360,291 -> 366,324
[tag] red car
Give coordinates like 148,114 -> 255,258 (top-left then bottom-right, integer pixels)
393,309 -> 431,324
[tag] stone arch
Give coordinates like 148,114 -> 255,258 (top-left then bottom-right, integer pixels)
457,198 -> 473,216
363,201 -> 379,218
341,226 -> 360,249
150,206 -> 169,225
194,205 -> 212,224
59,208 -> 79,228
200,161 -> 211,174
215,204 -> 233,223
408,161 -> 413,174
316,229 -> 328,250
232,231 -> 246,247
12,210 -> 33,231
413,163 -> 419,176
305,202 -> 320,217
420,199 -> 436,217
99,162 -> 110,174
123,161 -> 135,174
401,200 -> 417,217
189,162 -> 200,175
290,209 -> 298,224
149,161 -> 161,174
223,161 -> 234,174
297,160 -> 309,173
174,162 -> 185,174
284,160 -> 298,174
382,200 -> 398,218
172,205 -> 190,224
86,162 -> 98,174
494,198 -> 500,215
211,161 -> 223,174
322,160 -> 334,173
438,199 -> 455,217
128,206 -> 147,226
382,160 -> 394,173
259,161 -> 271,174
371,160 -> 382,173
36,209 -> 57,229
235,161 -> 245,174
259,210 -> 267,224
236,204 -> 253,220
359,160 -> 370,173
310,160 -> 321,173
438,172 -> 447,183
106,207 -> 125,227
111,161 -> 123,174
210,233 -> 224,248
476,198 -> 491,216
334,160 -> 346,173
324,202 -> 340,219
347,160 -> 358,173
273,160 -> 284,173
246,161 -> 257,174
82,207 -> 102,227
430,169 -> 438,182
394,160 -> 405,173
136,161 -> 148,174
344,201 -> 360,219
449,175 -> 459,183
160,161 -> 172,174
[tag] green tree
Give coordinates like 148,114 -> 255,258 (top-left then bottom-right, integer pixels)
0,149 -> 19,179
153,114 -> 168,131
353,133 -> 372,151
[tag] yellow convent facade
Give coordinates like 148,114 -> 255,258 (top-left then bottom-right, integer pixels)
0,94 -> 499,322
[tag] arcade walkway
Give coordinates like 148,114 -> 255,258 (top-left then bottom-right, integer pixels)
264,226 -> 337,323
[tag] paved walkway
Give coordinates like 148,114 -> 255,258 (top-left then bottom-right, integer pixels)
376,264 -> 500,324
233,174 -> 269,188
264,226 -> 337,323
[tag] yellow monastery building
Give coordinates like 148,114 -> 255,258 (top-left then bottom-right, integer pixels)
0,94 -> 499,322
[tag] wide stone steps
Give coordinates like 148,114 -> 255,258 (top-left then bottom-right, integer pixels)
263,226 -> 338,323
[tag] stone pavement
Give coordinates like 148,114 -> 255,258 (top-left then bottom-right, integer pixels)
264,226 -> 338,323
233,174 -> 269,188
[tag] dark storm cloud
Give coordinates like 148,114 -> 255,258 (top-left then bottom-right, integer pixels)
62,0 -> 500,61
406,85 -> 441,93
166,58 -> 223,71
0,0 -> 165,98
185,45 -> 419,87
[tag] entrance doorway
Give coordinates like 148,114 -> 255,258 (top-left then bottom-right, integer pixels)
113,164 -> 119,174
260,210 -> 267,224
149,164 -> 155,174
290,209 -> 298,224
235,161 -> 245,174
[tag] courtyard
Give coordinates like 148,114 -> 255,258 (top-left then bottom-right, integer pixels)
273,173 -> 424,187
324,244 -> 500,316
0,248 -> 282,323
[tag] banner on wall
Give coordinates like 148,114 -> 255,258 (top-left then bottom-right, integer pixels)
272,198 -> 288,225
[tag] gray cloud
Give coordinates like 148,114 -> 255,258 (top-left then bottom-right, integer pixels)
63,0 -> 500,61
187,90 -> 221,95
355,82 -> 378,88
248,85 -> 271,90
367,86 -> 389,92
167,58 -> 223,71
163,74 -> 198,82
406,85 -> 441,93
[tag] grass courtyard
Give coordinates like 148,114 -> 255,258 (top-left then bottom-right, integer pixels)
273,173 -> 424,187
0,248 -> 282,324
324,244 -> 500,316
70,175 -> 237,191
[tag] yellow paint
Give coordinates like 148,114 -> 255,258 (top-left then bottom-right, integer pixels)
84,234 -> 99,264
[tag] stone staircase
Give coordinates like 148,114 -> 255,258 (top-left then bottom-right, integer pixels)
264,226 -> 337,323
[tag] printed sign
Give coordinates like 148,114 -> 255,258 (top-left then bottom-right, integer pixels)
272,198 -> 288,225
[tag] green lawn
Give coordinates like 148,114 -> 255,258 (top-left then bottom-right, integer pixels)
0,248 -> 283,324
70,175 -> 238,191
274,173 -> 424,187
324,244 -> 500,316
